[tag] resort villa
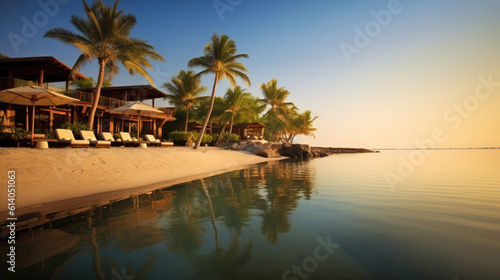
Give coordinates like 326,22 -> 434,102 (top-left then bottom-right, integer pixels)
232,122 -> 266,140
0,56 -> 176,143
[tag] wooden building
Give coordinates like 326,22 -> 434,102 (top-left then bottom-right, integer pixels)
0,56 -> 175,139
232,122 -> 266,140
77,85 -> 176,138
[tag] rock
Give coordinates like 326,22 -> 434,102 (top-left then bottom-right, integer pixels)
288,144 -> 312,159
256,149 -> 281,158
237,142 -> 248,150
233,141 -> 374,159
229,143 -> 238,150
279,149 -> 297,158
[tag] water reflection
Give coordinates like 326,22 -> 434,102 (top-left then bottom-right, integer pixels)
5,151 -> 499,279
4,160 -> 317,279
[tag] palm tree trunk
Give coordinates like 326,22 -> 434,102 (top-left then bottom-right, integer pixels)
87,211 -> 105,280
184,108 -> 190,132
200,179 -> 220,247
88,59 -> 107,130
217,122 -> 227,143
226,114 -> 234,144
194,73 -> 218,149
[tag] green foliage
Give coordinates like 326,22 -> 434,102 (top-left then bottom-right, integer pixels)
229,132 -> 240,143
71,77 -> 96,89
44,0 -> 164,129
44,130 -> 56,139
162,109 -> 187,135
200,133 -> 213,145
193,97 -> 227,123
168,131 -> 213,146
224,86 -> 258,122
71,77 -> 113,89
163,70 -> 207,132
211,132 -> 239,144
12,127 -> 29,139
59,122 -> 90,137
259,79 -> 298,141
0,127 -> 28,140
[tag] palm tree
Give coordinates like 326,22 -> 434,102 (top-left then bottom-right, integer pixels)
163,70 -> 207,132
223,86 -> 256,143
188,33 -> 250,149
258,79 -> 297,141
287,110 -> 318,143
44,0 -> 164,130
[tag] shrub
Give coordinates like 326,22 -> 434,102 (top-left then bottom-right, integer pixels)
168,131 -> 213,146
11,127 -> 29,139
222,132 -> 240,143
200,133 -> 213,145
0,127 -> 28,140
210,133 -> 220,144
168,131 -> 193,146
209,132 -> 239,144
44,130 -> 56,139
0,127 -> 29,147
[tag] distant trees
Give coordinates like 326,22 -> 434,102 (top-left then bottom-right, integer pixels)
163,70 -> 207,132
163,76 -> 317,144
286,110 -> 318,143
258,79 -> 297,141
223,86 -> 258,143
70,77 -> 112,89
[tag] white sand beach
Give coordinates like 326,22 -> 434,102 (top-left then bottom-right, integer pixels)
0,147 -> 279,211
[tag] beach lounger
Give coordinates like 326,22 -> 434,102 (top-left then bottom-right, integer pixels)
80,130 -> 111,148
118,132 -> 142,147
101,132 -> 124,147
55,129 -> 90,148
145,134 -> 174,147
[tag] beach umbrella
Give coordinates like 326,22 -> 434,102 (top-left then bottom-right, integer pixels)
109,101 -> 164,136
0,86 -> 80,146
0,110 -> 7,127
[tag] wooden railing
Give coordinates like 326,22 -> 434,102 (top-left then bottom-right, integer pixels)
1,77 -> 175,115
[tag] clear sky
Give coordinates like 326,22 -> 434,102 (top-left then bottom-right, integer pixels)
1,0 -> 499,148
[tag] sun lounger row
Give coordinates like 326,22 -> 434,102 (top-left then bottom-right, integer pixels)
55,129 -> 173,148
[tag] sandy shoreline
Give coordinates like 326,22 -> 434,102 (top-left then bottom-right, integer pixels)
0,146 -> 280,217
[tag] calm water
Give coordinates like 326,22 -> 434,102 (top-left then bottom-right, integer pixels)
2,150 -> 499,279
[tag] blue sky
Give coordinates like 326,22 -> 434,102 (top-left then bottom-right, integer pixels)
1,0 -> 500,148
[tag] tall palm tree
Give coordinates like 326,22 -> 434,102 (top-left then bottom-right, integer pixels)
223,86 -> 256,143
44,0 -> 164,130
163,70 -> 207,132
188,33 -> 250,149
287,110 -> 318,143
258,79 -> 297,141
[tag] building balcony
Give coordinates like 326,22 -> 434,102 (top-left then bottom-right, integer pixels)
1,77 -> 175,116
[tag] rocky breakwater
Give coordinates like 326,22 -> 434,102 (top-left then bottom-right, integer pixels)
227,141 -> 375,159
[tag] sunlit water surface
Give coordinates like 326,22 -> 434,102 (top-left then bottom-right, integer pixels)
2,150 -> 500,279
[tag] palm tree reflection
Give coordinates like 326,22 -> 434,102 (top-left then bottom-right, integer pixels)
160,160 -> 315,277
32,160 -> 316,279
